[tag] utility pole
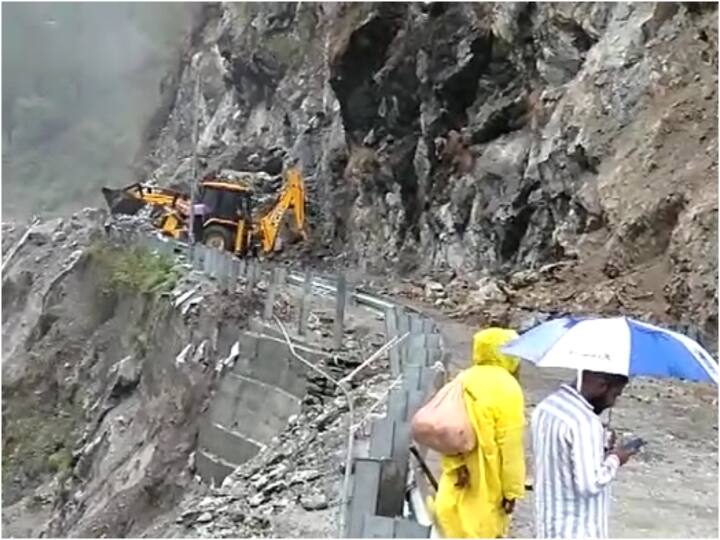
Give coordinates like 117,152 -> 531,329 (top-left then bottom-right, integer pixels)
189,54 -> 201,244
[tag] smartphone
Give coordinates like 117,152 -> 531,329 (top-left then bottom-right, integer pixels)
621,437 -> 647,452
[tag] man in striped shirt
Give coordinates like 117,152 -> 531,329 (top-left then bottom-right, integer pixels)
531,371 -> 638,538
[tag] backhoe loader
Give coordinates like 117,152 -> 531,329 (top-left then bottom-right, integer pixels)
102,167 -> 307,257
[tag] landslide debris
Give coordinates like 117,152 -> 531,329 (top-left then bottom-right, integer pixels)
137,2 -> 717,350
0,213 -> 268,537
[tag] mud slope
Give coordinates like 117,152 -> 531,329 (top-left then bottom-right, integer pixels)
1,214 -> 264,537
137,2 -> 718,349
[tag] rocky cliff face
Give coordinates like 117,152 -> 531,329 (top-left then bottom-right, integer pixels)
1,215 -> 270,537
138,2 -> 717,348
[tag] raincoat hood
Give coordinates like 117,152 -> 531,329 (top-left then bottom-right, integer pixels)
472,327 -> 520,374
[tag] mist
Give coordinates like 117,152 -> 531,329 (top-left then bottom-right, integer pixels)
1,2 -> 196,219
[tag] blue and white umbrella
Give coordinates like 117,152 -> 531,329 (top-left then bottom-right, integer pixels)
501,316 -> 719,384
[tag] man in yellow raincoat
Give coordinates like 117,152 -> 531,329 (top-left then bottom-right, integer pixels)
432,327 -> 526,538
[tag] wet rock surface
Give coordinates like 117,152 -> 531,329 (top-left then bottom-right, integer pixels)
139,2 -> 717,350
0,215 -> 283,538
2,2 -> 718,538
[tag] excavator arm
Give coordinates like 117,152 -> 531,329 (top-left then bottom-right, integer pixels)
257,167 -> 307,253
102,182 -> 191,239
102,183 -> 190,216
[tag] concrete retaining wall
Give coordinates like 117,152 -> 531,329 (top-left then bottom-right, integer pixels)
127,235 -> 440,530
196,326 -> 324,485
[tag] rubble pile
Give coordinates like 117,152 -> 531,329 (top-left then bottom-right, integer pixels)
102,209 -> 157,239
168,333 -> 397,538
364,255 -> 717,352
0,211 -> 322,538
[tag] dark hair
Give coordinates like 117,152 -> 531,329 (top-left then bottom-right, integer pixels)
586,371 -> 629,387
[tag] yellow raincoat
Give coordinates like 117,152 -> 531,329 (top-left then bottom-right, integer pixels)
433,328 -> 526,538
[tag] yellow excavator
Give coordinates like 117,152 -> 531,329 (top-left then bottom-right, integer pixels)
102,167 -> 308,257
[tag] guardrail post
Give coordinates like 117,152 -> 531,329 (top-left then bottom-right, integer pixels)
211,249 -> 221,279
217,252 -> 226,291
333,273 -> 347,350
192,245 -> 203,271
229,256 -> 239,293
263,267 -> 278,320
346,459 -> 382,537
246,260 -> 256,290
385,307 -> 400,375
223,253 -> 233,293
276,266 -> 287,286
298,269 -> 312,336
203,247 -> 212,275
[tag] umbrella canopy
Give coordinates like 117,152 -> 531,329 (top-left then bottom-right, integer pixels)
501,316 -> 719,384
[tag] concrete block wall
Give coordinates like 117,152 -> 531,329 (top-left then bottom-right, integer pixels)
118,238 -> 335,487
196,327 -> 326,485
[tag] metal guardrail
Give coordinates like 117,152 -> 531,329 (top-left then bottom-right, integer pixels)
111,231 -> 437,536
344,306 -> 445,538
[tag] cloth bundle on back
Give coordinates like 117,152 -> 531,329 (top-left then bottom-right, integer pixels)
411,327 -> 526,539
410,372 -> 476,455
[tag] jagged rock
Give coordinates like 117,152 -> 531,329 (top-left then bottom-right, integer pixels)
136,1 -> 717,350
299,492 -> 329,511
4,2 -> 715,538
248,493 -> 268,508
195,512 -> 214,523
263,480 -> 286,493
468,277 -> 509,306
179,509 -> 203,523
52,231 -> 68,243
508,270 -> 540,289
251,474 -> 269,491
289,469 -> 322,486
111,356 -> 142,396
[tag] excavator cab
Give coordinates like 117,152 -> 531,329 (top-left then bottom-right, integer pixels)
197,181 -> 255,255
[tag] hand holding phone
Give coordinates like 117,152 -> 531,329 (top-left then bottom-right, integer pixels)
621,437 -> 647,452
612,437 -> 646,466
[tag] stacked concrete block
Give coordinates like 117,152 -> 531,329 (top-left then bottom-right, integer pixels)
196,326 -> 325,485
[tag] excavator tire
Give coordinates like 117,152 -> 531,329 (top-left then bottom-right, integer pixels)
203,225 -> 233,252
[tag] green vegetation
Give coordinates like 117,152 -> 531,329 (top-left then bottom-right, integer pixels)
2,396 -> 82,501
48,448 -> 73,475
91,244 -> 180,294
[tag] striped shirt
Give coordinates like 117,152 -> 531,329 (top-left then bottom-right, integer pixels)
531,385 -> 620,538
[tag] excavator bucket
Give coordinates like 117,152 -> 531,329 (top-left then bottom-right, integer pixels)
101,186 -> 146,215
